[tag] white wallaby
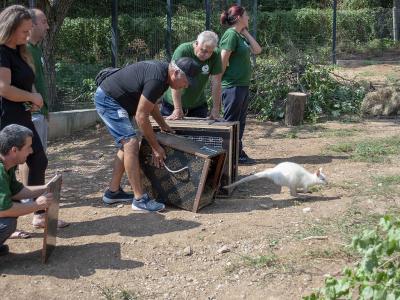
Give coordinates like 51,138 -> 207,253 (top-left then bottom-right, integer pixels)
224,162 -> 327,197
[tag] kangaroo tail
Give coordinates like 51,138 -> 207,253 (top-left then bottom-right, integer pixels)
223,169 -> 273,189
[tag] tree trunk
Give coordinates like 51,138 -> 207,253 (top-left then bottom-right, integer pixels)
38,0 -> 75,111
285,92 -> 307,126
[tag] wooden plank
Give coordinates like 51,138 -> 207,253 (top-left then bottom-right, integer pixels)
41,174 -> 62,264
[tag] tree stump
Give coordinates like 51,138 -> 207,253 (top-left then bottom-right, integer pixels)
285,92 -> 307,126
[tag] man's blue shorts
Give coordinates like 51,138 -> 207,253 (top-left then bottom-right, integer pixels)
94,87 -> 137,149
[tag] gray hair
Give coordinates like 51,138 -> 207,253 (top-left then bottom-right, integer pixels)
196,31 -> 219,48
0,124 -> 33,155
28,8 -> 45,25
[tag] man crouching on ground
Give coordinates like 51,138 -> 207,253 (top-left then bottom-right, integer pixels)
94,58 -> 201,212
0,124 -> 53,256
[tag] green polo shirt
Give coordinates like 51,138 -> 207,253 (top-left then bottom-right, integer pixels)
27,42 -> 48,116
0,161 -> 24,211
219,28 -> 252,88
163,41 -> 222,109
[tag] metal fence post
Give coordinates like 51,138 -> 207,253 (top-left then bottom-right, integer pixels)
236,0 -> 241,5
332,0 -> 337,65
166,0 -> 172,61
28,0 -> 36,8
251,0 -> 257,66
205,0 -> 211,30
111,0 -> 118,67
393,0 -> 400,41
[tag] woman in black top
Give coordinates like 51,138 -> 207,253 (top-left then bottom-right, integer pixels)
0,6 -> 47,191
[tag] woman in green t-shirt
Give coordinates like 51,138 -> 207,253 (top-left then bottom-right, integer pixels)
219,4 -> 261,165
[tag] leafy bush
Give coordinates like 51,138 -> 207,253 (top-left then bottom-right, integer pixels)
304,215 -> 400,300
249,55 -> 366,121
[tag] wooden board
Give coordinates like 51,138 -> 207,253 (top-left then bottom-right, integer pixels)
41,174 -> 62,264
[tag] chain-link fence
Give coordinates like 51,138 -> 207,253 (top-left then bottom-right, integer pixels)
0,1 -> 398,111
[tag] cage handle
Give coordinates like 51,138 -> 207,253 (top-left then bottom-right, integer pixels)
163,163 -> 189,174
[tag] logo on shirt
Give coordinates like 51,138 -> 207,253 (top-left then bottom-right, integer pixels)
201,64 -> 209,75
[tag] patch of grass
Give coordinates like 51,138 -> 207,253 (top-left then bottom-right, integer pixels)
335,208 -> 383,242
284,131 -> 298,139
326,136 -> 400,162
319,128 -> 361,138
278,125 -> 327,139
225,253 -> 279,274
308,185 -> 323,193
297,224 -> 327,239
98,286 -> 137,300
242,254 -> 278,268
358,70 -> 376,77
303,247 -> 355,260
327,142 -> 354,153
330,180 -> 360,191
369,175 -> 400,196
338,115 -> 362,123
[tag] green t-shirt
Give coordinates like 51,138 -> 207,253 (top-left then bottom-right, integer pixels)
219,28 -> 252,88
27,43 -> 48,116
0,162 -> 24,211
163,42 -> 222,109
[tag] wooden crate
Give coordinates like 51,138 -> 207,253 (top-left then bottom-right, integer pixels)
151,118 -> 239,196
139,132 -> 226,212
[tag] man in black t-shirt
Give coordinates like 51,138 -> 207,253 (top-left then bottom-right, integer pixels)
94,58 -> 201,212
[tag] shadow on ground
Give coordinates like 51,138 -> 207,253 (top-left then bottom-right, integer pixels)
0,242 -> 143,279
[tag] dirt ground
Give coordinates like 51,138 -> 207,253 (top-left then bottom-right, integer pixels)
1,117 -> 399,300
1,64 -> 400,300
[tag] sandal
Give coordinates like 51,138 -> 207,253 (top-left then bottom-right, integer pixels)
33,218 -> 70,229
10,230 -> 31,239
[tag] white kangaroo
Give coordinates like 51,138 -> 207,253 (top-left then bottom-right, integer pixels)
224,162 -> 327,197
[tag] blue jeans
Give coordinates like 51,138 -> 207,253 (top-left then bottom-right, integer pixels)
222,86 -> 249,154
160,98 -> 208,118
0,217 -> 17,246
94,87 -> 137,149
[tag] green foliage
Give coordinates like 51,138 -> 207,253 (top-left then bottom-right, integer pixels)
249,55 -> 366,121
256,8 -> 392,56
304,215 -> 400,300
55,61 -> 101,110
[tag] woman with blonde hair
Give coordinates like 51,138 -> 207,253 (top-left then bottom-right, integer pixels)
0,5 -> 49,230
219,4 -> 262,165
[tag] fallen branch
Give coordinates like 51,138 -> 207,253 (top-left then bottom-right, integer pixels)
303,235 -> 328,241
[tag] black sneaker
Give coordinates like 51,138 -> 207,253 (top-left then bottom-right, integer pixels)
0,244 -> 9,256
103,186 -> 134,204
238,151 -> 257,165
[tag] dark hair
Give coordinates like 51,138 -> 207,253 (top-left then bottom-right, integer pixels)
0,124 -> 33,155
220,4 -> 245,26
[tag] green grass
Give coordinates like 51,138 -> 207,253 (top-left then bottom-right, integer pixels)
329,180 -> 360,191
369,175 -> 400,196
296,224 -> 327,240
242,254 -> 278,268
319,128 -> 362,138
326,136 -> 400,162
327,142 -> 354,153
225,253 -> 279,274
98,286 -> 137,300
